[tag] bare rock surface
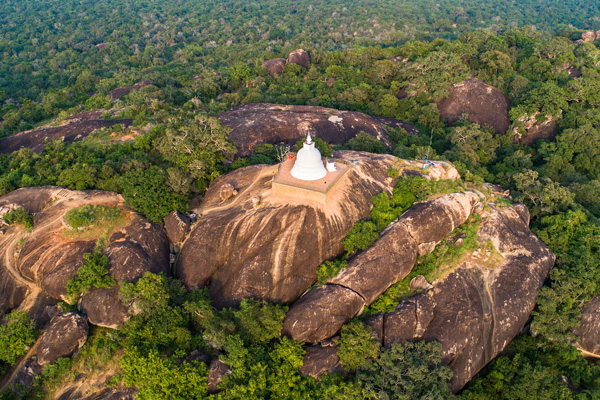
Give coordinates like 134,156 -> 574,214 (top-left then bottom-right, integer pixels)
37,312 -> 88,365
577,295 -> 600,356
177,152 -> 459,308
261,58 -> 287,77
410,274 -> 433,292
377,203 -> 554,392
300,345 -> 342,378
283,191 -> 480,342
107,80 -> 153,100
0,112 -> 133,154
0,187 -> 169,328
287,49 -> 310,67
216,103 -> 417,156
437,77 -> 510,134
513,112 -> 560,145
164,210 -> 191,244
80,286 -> 129,329
207,359 -> 232,394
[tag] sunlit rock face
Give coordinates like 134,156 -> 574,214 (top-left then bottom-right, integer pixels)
176,151 -> 459,308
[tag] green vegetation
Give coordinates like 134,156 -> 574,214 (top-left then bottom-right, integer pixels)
2,207 -> 33,232
121,348 -> 208,400
366,214 -> 482,315
65,249 -> 115,303
2,0 -> 600,397
316,259 -> 348,285
0,311 -> 37,368
335,320 -> 381,370
461,335 -> 600,399
295,137 -> 333,158
64,205 -> 121,229
344,132 -> 388,154
357,341 -> 454,400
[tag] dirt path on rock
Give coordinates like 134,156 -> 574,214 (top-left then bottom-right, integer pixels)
0,225 -> 42,312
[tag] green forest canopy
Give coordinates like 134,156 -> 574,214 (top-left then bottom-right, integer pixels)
2,0 -> 600,398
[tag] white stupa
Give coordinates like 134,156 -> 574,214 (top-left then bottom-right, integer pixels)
290,132 -> 327,181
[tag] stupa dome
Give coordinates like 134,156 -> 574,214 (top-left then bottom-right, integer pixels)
290,133 -> 327,181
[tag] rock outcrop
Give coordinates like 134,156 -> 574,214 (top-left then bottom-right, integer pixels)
262,49 -> 310,78
0,187 -> 170,328
287,49 -> 310,67
282,191 -> 481,342
577,295 -> 600,356
288,199 -> 554,393
207,359 -> 232,394
216,103 -> 418,156
437,77 -> 510,135
37,312 -> 88,365
164,210 -> 191,243
0,112 -> 133,154
106,81 -> 153,100
512,112 -> 560,145
176,152 -> 459,308
261,58 -> 287,78
300,345 -> 342,378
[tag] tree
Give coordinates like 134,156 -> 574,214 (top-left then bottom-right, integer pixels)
0,311 -> 37,366
155,115 -> 236,186
357,341 -> 454,400
335,320 -> 380,370
119,166 -> 187,223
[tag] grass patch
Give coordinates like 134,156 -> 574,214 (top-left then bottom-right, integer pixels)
364,214 -> 483,316
62,205 -> 130,241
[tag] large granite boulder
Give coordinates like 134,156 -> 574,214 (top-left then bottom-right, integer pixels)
261,58 -> 287,78
215,103 -> 418,156
381,203 -> 553,392
437,77 -> 510,135
0,187 -> 170,328
283,191 -> 481,342
164,210 -> 191,243
176,152 -> 459,308
577,295 -> 600,356
300,345 -> 342,378
37,312 -> 88,365
287,200 -> 554,393
0,112 -> 133,154
287,49 -> 310,67
512,112 -> 560,145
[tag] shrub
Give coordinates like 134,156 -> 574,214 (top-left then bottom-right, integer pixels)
3,207 -> 33,232
316,259 -> 348,285
65,250 -> 115,303
342,221 -> 379,254
119,166 -> 187,224
121,347 -> 208,400
0,311 -> 37,366
64,204 -> 121,229
345,132 -> 387,154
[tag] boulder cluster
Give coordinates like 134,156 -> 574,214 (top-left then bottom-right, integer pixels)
262,49 -> 310,77
0,151 -> 557,394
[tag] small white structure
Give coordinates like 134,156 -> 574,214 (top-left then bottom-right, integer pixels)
326,160 -> 336,172
291,132 -> 327,181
